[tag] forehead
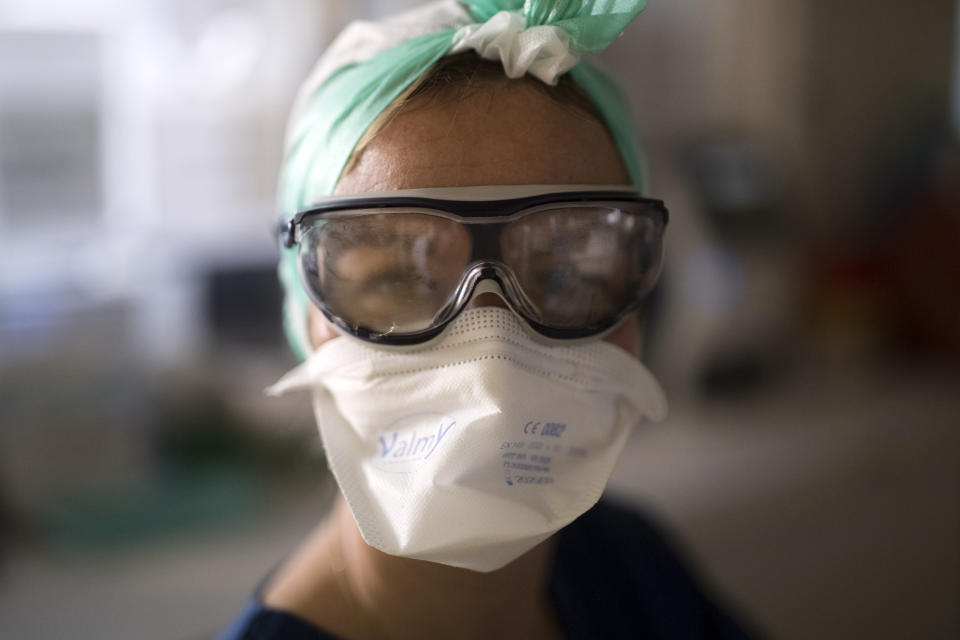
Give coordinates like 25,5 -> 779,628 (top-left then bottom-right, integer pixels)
333,81 -> 630,195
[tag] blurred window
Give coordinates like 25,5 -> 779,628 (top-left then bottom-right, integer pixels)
0,31 -> 102,226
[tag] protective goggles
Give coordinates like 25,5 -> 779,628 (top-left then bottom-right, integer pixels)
280,185 -> 668,346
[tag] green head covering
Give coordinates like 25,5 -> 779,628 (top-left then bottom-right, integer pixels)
279,0 -> 649,359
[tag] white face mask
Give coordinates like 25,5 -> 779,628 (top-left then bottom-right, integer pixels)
269,307 -> 667,572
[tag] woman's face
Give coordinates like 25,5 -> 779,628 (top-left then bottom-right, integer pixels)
309,80 -> 642,356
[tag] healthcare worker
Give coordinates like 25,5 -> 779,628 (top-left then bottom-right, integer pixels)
221,1 -> 755,638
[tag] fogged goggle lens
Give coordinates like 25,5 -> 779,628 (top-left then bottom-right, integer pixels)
499,206 -> 662,329
303,212 -> 472,335
287,191 -> 667,344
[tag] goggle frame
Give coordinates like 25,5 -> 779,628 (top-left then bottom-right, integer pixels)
279,185 -> 669,346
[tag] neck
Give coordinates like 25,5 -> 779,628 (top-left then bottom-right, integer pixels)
265,496 -> 561,640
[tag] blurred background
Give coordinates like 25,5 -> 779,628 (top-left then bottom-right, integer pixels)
0,0 -> 957,638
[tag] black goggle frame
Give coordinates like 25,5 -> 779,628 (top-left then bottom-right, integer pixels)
278,186 -> 669,346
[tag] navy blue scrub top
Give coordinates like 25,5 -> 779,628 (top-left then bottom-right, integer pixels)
220,499 -> 759,639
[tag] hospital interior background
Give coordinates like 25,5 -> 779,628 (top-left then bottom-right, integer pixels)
0,0 -> 958,638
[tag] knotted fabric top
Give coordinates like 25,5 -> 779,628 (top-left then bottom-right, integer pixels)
279,0 -> 649,359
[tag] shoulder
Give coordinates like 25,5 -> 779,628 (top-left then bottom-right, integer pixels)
217,598 -> 338,640
555,497 -> 705,590
551,497 -> 760,639
561,496 -> 678,549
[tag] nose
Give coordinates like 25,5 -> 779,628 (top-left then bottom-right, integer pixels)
465,292 -> 509,310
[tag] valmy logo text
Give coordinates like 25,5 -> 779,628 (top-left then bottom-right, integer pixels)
371,412 -> 456,472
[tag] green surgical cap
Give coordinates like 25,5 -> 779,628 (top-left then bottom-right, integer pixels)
279,0 -> 649,360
